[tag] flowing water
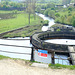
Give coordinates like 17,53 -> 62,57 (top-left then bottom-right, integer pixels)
0,13 -> 74,65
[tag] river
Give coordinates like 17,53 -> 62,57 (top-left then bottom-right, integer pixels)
36,13 -> 55,31
0,13 -> 73,65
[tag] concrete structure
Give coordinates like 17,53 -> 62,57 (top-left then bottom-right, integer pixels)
31,31 -> 75,65
31,31 -> 75,51
68,46 -> 75,65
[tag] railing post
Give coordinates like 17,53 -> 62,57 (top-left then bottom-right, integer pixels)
51,51 -> 55,64
31,47 -> 34,61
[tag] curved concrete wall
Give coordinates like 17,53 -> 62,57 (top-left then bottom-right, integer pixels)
31,31 -> 75,51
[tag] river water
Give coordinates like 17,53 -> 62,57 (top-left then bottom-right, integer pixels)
36,13 -> 55,31
0,13 -> 73,65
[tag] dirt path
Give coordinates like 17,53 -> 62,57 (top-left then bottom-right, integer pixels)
0,59 -> 75,75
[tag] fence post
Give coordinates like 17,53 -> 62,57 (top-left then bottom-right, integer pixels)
31,47 -> 34,61
51,51 -> 55,64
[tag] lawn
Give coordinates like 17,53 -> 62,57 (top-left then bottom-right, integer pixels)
0,12 -> 43,33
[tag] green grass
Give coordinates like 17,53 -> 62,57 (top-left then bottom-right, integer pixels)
49,64 -> 75,70
0,55 -> 10,60
0,10 -> 23,14
0,12 -> 43,34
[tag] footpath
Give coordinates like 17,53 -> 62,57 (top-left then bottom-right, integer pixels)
0,59 -> 75,75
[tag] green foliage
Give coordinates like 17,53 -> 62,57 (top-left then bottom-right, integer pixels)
43,20 -> 49,25
0,1 -> 24,9
55,13 -> 60,17
68,7 -> 72,11
0,55 -> 10,60
0,11 -> 43,34
36,6 -> 41,13
56,29 -> 61,31
46,3 -> 55,9
44,8 -> 55,18
72,16 -> 75,27
48,10 -> 55,18
44,8 -> 51,16
49,64 -> 75,70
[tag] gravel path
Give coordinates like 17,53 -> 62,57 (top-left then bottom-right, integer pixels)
0,59 -> 75,75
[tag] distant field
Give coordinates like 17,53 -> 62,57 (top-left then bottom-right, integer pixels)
0,11 -> 43,33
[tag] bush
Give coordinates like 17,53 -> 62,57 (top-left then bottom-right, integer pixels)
56,29 -> 61,31
55,13 -> 60,17
44,8 -> 51,16
48,10 -> 55,18
43,20 -> 49,26
68,7 -> 72,11
71,16 -> 75,27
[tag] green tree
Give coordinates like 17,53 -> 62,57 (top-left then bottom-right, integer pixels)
44,8 -> 50,16
26,0 -> 36,24
72,16 -> 75,27
61,16 -> 65,23
46,3 -> 55,9
48,10 -> 55,18
36,6 -> 41,13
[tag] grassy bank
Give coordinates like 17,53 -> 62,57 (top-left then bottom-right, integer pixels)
0,11 -> 43,35
49,64 -> 75,70
3,24 -> 43,38
0,54 -> 75,70
0,55 -> 10,60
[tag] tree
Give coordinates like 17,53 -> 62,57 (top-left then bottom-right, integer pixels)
72,16 -> 75,27
26,0 -> 36,24
62,0 -> 71,5
46,3 -> 55,9
61,16 -> 65,23
36,6 -> 41,13
44,8 -> 50,16
40,0 -> 45,3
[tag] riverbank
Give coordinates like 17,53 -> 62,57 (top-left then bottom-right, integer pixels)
0,24 -> 43,38
0,11 -> 43,34
0,59 -> 75,75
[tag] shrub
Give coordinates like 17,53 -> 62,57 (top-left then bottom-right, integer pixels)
43,20 -> 49,26
55,13 -> 60,17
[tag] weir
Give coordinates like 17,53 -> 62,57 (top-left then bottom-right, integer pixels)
31,31 -> 75,65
